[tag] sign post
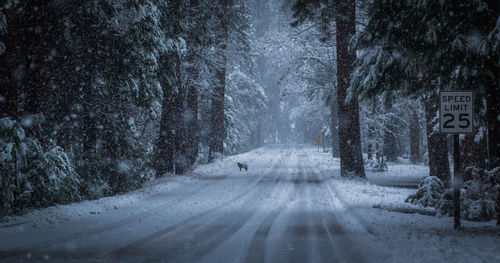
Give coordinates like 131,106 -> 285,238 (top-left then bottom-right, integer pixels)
439,91 -> 473,230
315,135 -> 322,152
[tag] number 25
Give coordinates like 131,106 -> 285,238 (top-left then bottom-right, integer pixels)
443,113 -> 470,129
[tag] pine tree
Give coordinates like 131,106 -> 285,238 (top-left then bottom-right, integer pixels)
208,0 -> 229,162
382,92 -> 398,162
153,0 -> 189,175
349,1 -> 500,183
289,0 -> 365,177
352,1 -> 499,170
409,107 -> 421,164
330,95 -> 340,157
424,98 -> 451,183
0,1 -> 47,120
45,0 -> 161,194
184,0 -> 203,166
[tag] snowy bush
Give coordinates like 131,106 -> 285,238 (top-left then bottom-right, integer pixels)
76,144 -> 152,198
76,153 -> 112,199
436,188 -> 454,216
437,189 -> 497,221
0,118 -> 81,216
211,152 -> 224,162
108,157 -> 153,194
463,199 -> 496,222
405,176 -> 444,207
425,168 -> 499,222
365,157 -> 388,172
459,174 -> 498,222
422,151 -> 429,166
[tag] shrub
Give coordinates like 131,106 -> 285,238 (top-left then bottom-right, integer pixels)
409,169 -> 499,222
406,176 -> 444,207
0,117 -> 81,216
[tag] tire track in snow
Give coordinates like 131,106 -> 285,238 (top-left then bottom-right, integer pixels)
0,150 -> 285,261
108,152 -> 290,262
312,155 -> 377,236
121,176 -> 286,262
303,151 -> 369,263
306,167 -> 347,263
246,148 -> 318,263
198,149 -> 299,263
304,171 -> 322,263
242,206 -> 286,263
0,176 -> 224,260
242,152 -> 301,263
283,153 -> 311,263
133,148 -> 297,263
295,152 -> 328,263
298,155 -> 339,263
166,177 -> 285,263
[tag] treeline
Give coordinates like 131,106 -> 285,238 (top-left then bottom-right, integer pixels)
0,0 -> 265,216
352,0 -> 500,176
289,0 -> 499,223
352,0 -> 499,224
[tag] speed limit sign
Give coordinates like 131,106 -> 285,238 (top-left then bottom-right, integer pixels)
439,91 -> 473,133
439,90 -> 473,230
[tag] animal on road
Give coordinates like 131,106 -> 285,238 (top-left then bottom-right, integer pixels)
237,162 -> 248,171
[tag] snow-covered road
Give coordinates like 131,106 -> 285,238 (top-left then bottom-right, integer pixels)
1,145 -> 499,262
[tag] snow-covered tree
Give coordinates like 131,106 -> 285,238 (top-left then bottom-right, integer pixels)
352,0 -> 499,170
351,0 -> 500,223
1,117 -> 80,216
288,0 -> 365,177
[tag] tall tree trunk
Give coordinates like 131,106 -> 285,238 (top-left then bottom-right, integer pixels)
208,58 -> 226,161
82,86 -> 98,155
484,54 -> 500,226
185,67 -> 199,166
496,189 -> 500,226
460,126 -> 490,181
251,122 -> 263,149
472,127 -> 488,169
184,0 -> 200,167
155,0 -> 184,175
425,100 -> 451,184
330,95 -> 340,157
0,5 -> 20,119
366,99 -> 376,161
209,3 -> 228,162
409,108 -> 421,163
485,70 -> 500,169
156,95 -> 175,176
336,0 -> 365,177
460,128 -> 477,170
383,92 -> 398,161
257,122 -> 263,147
155,54 -> 178,175
24,2 -> 50,117
173,60 -> 186,174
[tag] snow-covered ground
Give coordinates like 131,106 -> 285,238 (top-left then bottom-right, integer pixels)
366,158 -> 429,187
0,144 -> 499,262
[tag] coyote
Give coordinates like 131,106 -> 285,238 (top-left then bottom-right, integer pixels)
237,162 -> 248,171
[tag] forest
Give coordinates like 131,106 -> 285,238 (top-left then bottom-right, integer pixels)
1,0 -> 499,228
